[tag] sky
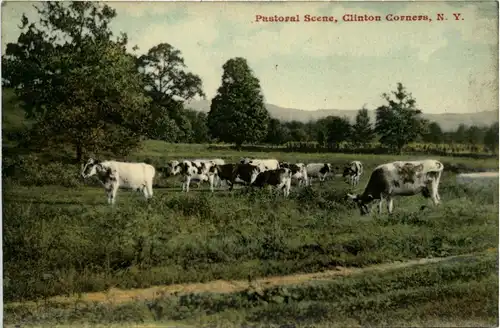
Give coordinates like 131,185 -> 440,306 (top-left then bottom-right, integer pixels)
1,1 -> 498,114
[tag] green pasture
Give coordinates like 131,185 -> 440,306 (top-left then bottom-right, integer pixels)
3,141 -> 499,326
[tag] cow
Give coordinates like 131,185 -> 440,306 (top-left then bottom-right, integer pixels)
279,162 -> 309,187
250,168 -> 293,197
346,159 -> 444,215
342,161 -> 363,186
178,160 -> 219,193
81,158 -> 155,205
215,163 -> 262,191
240,158 -> 280,172
162,159 -> 225,188
305,163 -> 333,185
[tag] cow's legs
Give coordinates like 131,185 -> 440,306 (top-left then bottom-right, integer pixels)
429,180 -> 440,206
107,184 -> 118,205
386,197 -> 394,214
284,179 -> 291,197
144,182 -> 153,199
378,197 -> 385,214
183,176 -> 192,193
434,172 -> 442,201
208,175 -> 215,192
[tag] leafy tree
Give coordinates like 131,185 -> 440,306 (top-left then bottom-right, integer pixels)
184,109 -> 210,143
465,125 -> 486,145
207,57 -> 270,148
375,83 -> 425,153
289,127 -> 309,142
421,121 -> 444,144
136,43 -> 205,142
265,118 -> 289,145
314,117 -> 329,146
325,116 -> 351,148
453,124 -> 468,144
3,2 -> 150,161
484,122 -> 499,153
351,106 -> 375,146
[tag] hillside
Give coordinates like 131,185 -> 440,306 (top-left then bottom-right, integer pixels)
2,88 -> 497,133
185,99 -> 498,132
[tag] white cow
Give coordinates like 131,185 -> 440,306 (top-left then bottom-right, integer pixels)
178,160 -> 219,193
240,158 -> 280,172
342,161 -> 363,186
81,158 -> 155,205
305,163 -> 333,185
347,159 -> 444,215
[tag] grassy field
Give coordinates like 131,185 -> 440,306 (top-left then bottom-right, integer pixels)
3,141 -> 499,327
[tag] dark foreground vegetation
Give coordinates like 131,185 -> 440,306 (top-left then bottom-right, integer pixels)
5,251 -> 498,327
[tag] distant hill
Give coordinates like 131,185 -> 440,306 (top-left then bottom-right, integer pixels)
185,99 -> 498,132
2,88 -> 497,133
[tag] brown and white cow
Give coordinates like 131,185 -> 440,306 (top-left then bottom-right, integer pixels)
279,162 -> 309,187
347,159 -> 444,215
342,160 -> 363,186
306,163 -> 334,186
178,160 -> 219,193
250,168 -> 293,197
240,158 -> 280,172
161,158 -> 225,189
215,163 -> 261,191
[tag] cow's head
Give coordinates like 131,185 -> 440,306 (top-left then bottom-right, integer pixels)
81,158 -> 101,178
342,163 -> 356,178
346,193 -> 373,216
249,166 -> 262,185
240,157 -> 251,164
162,160 -> 181,176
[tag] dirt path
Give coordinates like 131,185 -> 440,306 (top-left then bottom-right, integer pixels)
35,250 -> 494,306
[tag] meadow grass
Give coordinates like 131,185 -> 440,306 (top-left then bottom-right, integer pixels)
3,141 -> 499,326
4,251 -> 498,327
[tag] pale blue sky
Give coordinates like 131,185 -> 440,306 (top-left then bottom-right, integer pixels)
2,1 -> 498,114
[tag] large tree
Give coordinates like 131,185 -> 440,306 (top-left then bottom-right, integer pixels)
375,83 -> 426,153
484,122 -> 499,153
184,109 -> 210,143
265,118 -> 290,145
351,106 -> 375,147
3,2 -> 150,161
136,43 -> 205,142
421,121 -> 444,144
207,57 -> 270,148
325,116 -> 352,148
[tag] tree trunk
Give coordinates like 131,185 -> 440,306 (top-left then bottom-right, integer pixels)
76,143 -> 83,163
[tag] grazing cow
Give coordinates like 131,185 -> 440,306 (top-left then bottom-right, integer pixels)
162,159 -> 225,188
250,168 -> 293,197
305,163 -> 333,185
81,158 -> 155,205
240,158 -> 280,172
178,160 -> 219,192
279,162 -> 309,187
343,161 -> 363,186
347,159 -> 444,215
216,163 -> 262,191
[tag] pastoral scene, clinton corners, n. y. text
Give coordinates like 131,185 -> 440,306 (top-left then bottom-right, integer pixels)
2,1 -> 499,327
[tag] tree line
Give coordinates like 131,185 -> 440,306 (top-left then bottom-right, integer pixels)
3,2 -> 498,162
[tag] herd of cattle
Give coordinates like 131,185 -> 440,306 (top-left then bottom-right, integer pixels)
81,157 -> 444,215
